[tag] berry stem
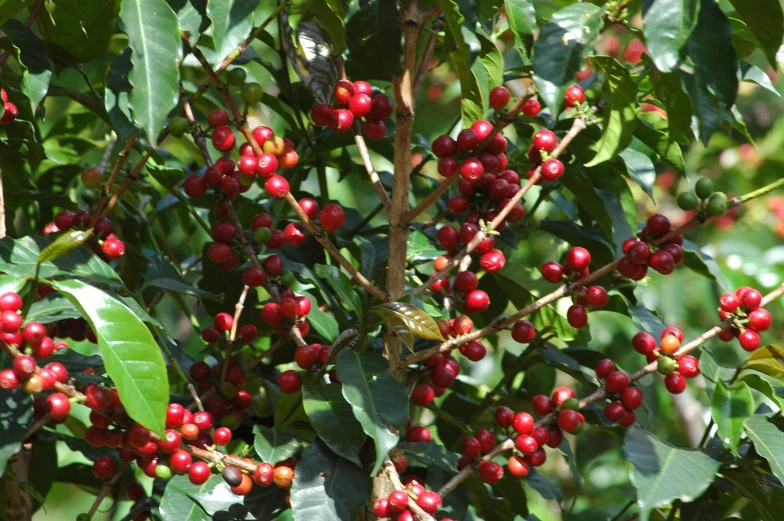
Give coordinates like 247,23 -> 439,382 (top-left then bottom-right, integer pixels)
401,87 -> 538,226
733,176 -> 784,206
90,134 -> 138,227
87,470 -> 123,517
409,115 -> 587,297
382,456 -> 436,521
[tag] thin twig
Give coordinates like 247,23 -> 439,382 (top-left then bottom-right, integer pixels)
91,134 -> 138,226
87,470 -> 122,517
221,285 -> 250,384
412,17 -> 444,99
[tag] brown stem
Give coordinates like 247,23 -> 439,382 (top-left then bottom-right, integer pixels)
87,470 -> 123,517
100,145 -> 154,218
412,16 -> 444,99
91,134 -> 138,226
410,116 -> 586,297
382,457 -> 436,521
402,89 -> 536,224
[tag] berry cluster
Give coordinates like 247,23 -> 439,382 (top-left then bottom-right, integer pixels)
310,79 -> 394,139
0,89 -> 17,125
677,176 -> 728,217
49,210 -> 126,260
717,287 -> 770,351
431,118 -> 508,182
619,214 -> 683,280
632,327 -> 700,394
374,483 -> 446,521
429,251 -> 492,314
540,247 -> 609,328
260,280 -> 313,337
594,360 -> 641,426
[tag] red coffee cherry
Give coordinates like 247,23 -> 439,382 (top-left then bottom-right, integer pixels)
460,158 -> 484,181
101,239 -> 126,259
463,290 -> 490,314
507,455 -> 531,478
214,427 -> 232,446
557,409 -> 581,432
512,412 -> 534,436
479,461 -> 504,484
621,387 -> 644,410
278,370 -> 302,394
207,109 -> 229,127
632,331 -> 657,355
489,86 -> 511,110
212,126 -> 235,151
47,392 -> 71,419
565,247 -> 591,272
311,103 -> 334,126
595,358 -> 616,379
604,402 -> 626,423
664,372 -> 687,394
295,344 -> 319,370
646,214 -> 671,238
348,93 -> 372,117
605,371 -> 630,393
567,304 -> 588,329
388,490 -> 409,513
551,386 -> 576,407
170,450 -> 192,473
369,94 -> 393,120
563,85 -> 585,107
532,394 -> 553,415
522,98 -> 541,117
363,119 -> 386,140
93,456 -> 116,479
649,250 -> 675,274
748,308 -> 772,332
406,426 -> 431,442
533,130 -> 557,152
474,428 -> 495,453
541,261 -> 565,283
740,289 -> 762,310
412,383 -> 436,406
333,79 -> 355,104
738,329 -> 761,351
479,250 -> 506,273
189,461 -> 211,485
264,175 -> 290,198
329,108 -> 354,132
585,286 -> 609,307
320,204 -> 345,232
677,355 -> 700,378
417,491 -> 442,514
494,406 -> 514,428
453,271 -> 478,293
511,320 -> 536,343
719,292 -> 740,312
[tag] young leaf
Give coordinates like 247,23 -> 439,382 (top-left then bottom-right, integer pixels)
370,301 -> 445,352
303,384 -> 366,466
533,3 -> 604,116
710,380 -> 753,453
119,0 -> 183,141
641,0 -> 699,72
742,344 -> 784,383
253,425 -> 301,464
206,0 -> 256,65
744,415 -> 784,487
289,0 -> 346,54
37,228 -> 93,264
438,0 -> 472,60
337,351 -> 409,475
290,441 -> 372,521
586,56 -> 639,166
623,427 -> 720,521
50,279 -> 169,436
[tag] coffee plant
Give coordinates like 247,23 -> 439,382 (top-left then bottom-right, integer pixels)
1,0 -> 784,519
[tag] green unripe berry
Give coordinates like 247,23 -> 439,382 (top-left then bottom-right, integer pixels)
155,463 -> 172,480
219,382 -> 237,400
280,271 -> 296,287
677,192 -> 699,211
694,177 -> 714,200
241,82 -> 263,105
706,192 -> 727,217
226,68 -> 247,86
657,356 -> 676,375
253,227 -> 271,244
168,116 -> 189,137
220,413 -> 241,430
562,397 -> 580,410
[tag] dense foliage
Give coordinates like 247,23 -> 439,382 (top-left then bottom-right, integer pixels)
2,0 -> 784,520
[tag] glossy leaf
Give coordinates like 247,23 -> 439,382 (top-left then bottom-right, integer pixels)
398,441 -> 460,472
284,19 -> 338,103
623,426 -> 720,521
742,344 -> 784,383
290,441 -> 371,521
25,295 -> 83,324
314,264 -> 363,321
710,380 -> 753,452
685,0 -> 738,109
741,372 -> 784,410
303,384 -> 366,466
119,0 -> 183,141
370,301 -> 444,351
451,50 -> 485,126
290,0 -> 346,54
253,425 -> 301,464
439,0 -> 472,60
0,387 -> 32,475
345,0 -> 401,78
724,469 -> 784,521
52,0 -> 119,62
533,3 -> 604,116
728,0 -> 783,69
633,116 -> 687,174
38,228 -> 93,264
504,0 -> 535,39
586,56 -> 639,166
681,239 -> 728,290
337,351 -> 409,475
619,140 -> 656,201
104,48 -> 136,140
206,0 -> 255,65
50,279 -> 169,436
744,415 -> 784,487
4,20 -> 52,114
641,0 -> 699,72
141,253 -> 222,301
700,348 -> 736,398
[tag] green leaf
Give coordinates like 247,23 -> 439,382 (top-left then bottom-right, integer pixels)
337,351 -> 409,475
370,301 -> 445,352
141,253 -> 222,301
301,292 -> 338,342
170,0 -> 209,40
52,0 -> 119,63
724,469 -> 784,521
685,0 -> 739,109
439,0 -> 471,60
655,67 -> 693,142
289,0 -> 346,54
398,441 -> 460,472
619,140 -> 656,201
539,219 -> 615,267
741,372 -> 784,410
633,116 -> 686,174
710,380 -> 753,453
303,384 -> 366,466
744,415 -> 784,487
641,0 -> 699,72
623,427 -> 720,521
741,62 -> 780,96
25,295 -> 82,324
345,0 -> 401,78
37,228 -> 93,264
450,49 -> 485,126
586,56 -> 639,166
105,48 -> 136,141
504,0 -> 535,39
533,3 -> 604,116
681,239 -> 728,290
0,387 -> 32,475
120,0 -> 183,141
0,235 -> 122,288
50,279 -> 169,436
742,344 -> 784,383
728,0 -> 783,69
4,20 -> 52,115
284,19 -> 338,103
680,70 -> 721,144
206,0 -> 255,65
313,264 -> 363,321
253,425 -> 301,464
0,0 -> 27,27
700,348 -> 736,398
474,32 -> 503,93
290,441 -> 372,521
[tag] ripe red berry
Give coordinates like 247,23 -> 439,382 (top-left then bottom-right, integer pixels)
207,109 -> 229,127
363,119 -> 386,140
333,79 -> 355,104
374,498 -> 391,518
605,371 -> 630,393
329,108 -> 354,132
436,225 -> 459,250
632,331 -> 657,355
595,358 -> 616,379
212,126 -> 235,151
522,98 -> 541,117
348,92 -> 372,117
369,94 -> 393,120
511,320 -> 536,343
453,271 -> 478,293
646,214 -> 671,238
479,461 -> 504,484
604,402 -> 626,423
565,247 -> 591,272
13,355 -> 36,378
284,223 -> 306,247
47,392 -> 71,419
474,428 -> 495,453
388,490 -> 409,513
495,406 -> 515,428
532,394 -> 554,415
214,312 -> 233,332
461,340 -> 486,362
412,383 -> 436,406
677,355 -> 700,378
311,103 -> 334,126
0,292 -> 22,313
264,175 -> 290,198
621,387 -> 643,410
563,85 -> 585,107
516,435 -> 539,456
489,86 -> 511,110
214,427 -> 232,446
93,456 -> 115,479
748,308 -> 772,332
567,304 -> 588,328
551,386 -> 576,407
719,293 -> 740,313
463,290 -> 490,314
189,461 -> 211,485
532,130 -> 557,152
664,372 -> 687,394
460,158 -> 484,181
512,412 -> 534,436
541,261 -> 565,283
479,250 -> 506,272
295,344 -> 319,370
242,267 -> 267,287
101,239 -> 125,259
649,250 -> 675,274
417,491 -> 442,514
320,203 -> 345,232
558,409 -> 581,432
278,370 -> 302,394
740,289 -> 762,310
170,449 -> 192,473
738,329 -> 761,351
507,455 -> 531,478
585,286 -> 609,307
